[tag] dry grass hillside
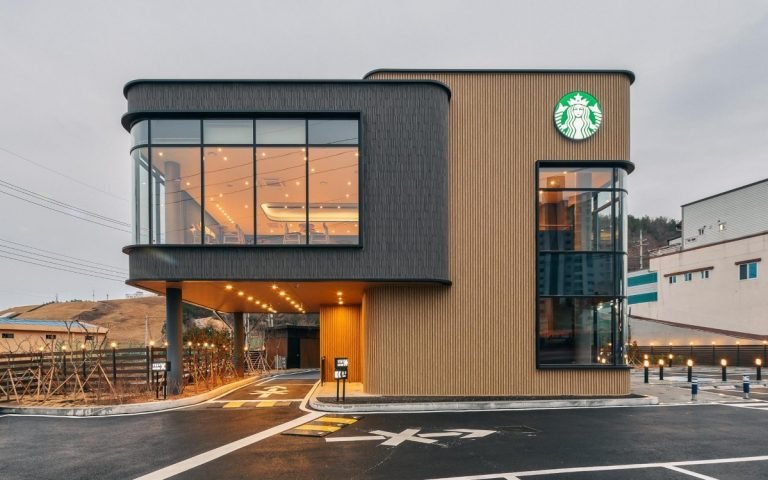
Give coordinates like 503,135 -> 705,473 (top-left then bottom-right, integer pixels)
1,297 -> 168,346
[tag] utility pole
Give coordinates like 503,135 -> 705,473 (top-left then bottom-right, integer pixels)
92,290 -> 95,302
144,314 -> 149,346
637,230 -> 648,270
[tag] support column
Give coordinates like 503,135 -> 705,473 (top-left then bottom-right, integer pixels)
233,312 -> 245,377
166,287 -> 184,395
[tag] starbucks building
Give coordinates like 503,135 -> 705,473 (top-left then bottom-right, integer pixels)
123,69 -> 634,396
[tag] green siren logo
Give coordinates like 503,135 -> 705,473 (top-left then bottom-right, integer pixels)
554,91 -> 603,140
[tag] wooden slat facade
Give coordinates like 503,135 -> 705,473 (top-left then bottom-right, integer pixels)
319,305 -> 362,383
351,71 -> 632,396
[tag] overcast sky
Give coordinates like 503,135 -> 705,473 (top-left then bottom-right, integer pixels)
0,0 -> 766,309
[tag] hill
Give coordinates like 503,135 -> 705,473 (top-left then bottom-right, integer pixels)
1,297 -> 168,346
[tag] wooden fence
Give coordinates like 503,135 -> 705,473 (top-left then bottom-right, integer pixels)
0,346 -> 245,404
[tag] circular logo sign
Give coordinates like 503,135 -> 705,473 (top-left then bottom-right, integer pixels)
554,91 -> 603,141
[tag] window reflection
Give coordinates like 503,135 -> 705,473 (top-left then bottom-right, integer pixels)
256,147 -> 307,244
203,147 -> 253,244
256,120 -> 305,144
132,148 -> 149,243
538,190 -> 613,251
203,120 -> 253,145
308,120 -> 358,145
538,298 -> 615,365
151,120 -> 200,144
131,121 -> 148,147
308,147 -> 359,244
151,147 -> 202,244
539,168 -> 612,189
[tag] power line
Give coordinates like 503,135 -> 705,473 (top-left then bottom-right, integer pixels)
0,190 -> 131,233
0,253 -> 125,283
0,237 -> 127,273
0,243 -> 127,276
0,247 -> 126,280
0,145 -> 129,202
0,179 -> 130,226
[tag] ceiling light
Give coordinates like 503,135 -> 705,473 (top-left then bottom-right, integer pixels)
337,291 -> 342,296
261,152 -> 266,157
247,296 -> 253,301
347,181 -> 351,186
279,291 -> 286,296
225,285 -> 233,290
223,156 -> 228,161
219,193 -> 223,197
238,291 -> 244,296
158,152 -> 164,157
295,181 -> 300,186
186,182 -> 191,186
272,285 -> 278,290
245,181 -> 250,186
244,204 -> 249,208
311,168 -> 315,173
217,148 -> 222,152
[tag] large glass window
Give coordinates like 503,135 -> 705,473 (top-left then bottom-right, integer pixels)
204,147 -> 254,244
151,147 -> 202,244
308,147 -> 359,244
130,117 -> 359,246
537,164 -> 628,367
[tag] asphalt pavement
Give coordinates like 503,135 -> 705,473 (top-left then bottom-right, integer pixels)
2,370 -> 768,480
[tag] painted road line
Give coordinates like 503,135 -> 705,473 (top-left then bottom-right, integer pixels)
295,424 -> 340,433
208,399 -> 304,403
665,466 -> 719,480
315,416 -> 358,425
282,414 -> 360,437
133,411 -> 324,480
426,454 -> 768,479
222,401 -> 245,409
419,432 -> 463,438
325,435 -> 386,443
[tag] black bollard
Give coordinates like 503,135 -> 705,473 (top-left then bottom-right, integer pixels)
659,360 -> 665,380
687,359 -> 693,383
644,361 -> 649,384
721,359 -> 727,382
756,359 -> 763,381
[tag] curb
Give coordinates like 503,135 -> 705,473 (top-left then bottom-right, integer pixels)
0,372 -> 276,417
309,395 -> 659,413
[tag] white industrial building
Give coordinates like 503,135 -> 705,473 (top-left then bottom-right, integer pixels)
629,178 -> 768,345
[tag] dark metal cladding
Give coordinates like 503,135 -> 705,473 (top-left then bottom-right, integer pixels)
123,81 -> 450,284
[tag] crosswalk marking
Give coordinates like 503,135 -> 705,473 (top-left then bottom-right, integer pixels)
257,401 -> 276,408
282,415 -> 361,437
315,417 -> 358,425
295,424 -> 341,433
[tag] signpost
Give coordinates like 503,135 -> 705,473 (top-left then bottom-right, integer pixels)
334,357 -> 348,403
152,361 -> 170,400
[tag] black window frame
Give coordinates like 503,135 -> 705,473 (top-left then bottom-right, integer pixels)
535,160 -> 631,369
1,333 -> 13,339
128,114 -> 362,248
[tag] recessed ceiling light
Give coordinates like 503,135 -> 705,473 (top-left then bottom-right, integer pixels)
279,291 -> 286,296
158,152 -> 164,157
217,148 -> 222,152
247,296 -> 253,301
225,285 -> 233,290
238,291 -> 244,296
186,181 -> 191,186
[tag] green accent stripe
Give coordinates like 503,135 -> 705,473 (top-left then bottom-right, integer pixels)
628,272 -> 658,287
628,292 -> 658,305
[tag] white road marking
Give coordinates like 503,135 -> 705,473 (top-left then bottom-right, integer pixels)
665,465 -> 720,479
372,428 -> 437,446
427,454 -> 768,479
249,385 -> 289,398
418,432 -> 464,438
134,381 -> 322,480
446,429 -> 496,439
325,435 -> 386,443
207,399 -> 304,403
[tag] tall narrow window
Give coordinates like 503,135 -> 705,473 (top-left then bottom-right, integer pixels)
537,164 -> 628,367
151,147 -> 202,244
256,147 -> 307,244
203,147 -> 254,244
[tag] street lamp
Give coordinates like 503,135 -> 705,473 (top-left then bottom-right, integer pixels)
658,359 -> 665,380
721,358 -> 728,381
687,359 -> 694,382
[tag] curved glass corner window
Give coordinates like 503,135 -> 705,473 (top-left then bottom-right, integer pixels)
131,121 -> 148,147
130,117 -> 359,246
132,148 -> 149,243
537,164 -> 628,367
151,120 -> 201,144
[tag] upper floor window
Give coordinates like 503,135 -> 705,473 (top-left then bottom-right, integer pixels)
130,118 -> 359,246
45,334 -> 57,340
739,262 -> 758,280
1,333 -> 13,339
669,275 -> 677,284
684,272 -> 692,282
701,270 -> 710,279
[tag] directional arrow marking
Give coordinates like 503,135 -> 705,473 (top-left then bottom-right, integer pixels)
249,386 -> 288,398
445,429 -> 496,439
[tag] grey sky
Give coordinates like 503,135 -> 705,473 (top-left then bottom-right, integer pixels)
0,0 -> 766,308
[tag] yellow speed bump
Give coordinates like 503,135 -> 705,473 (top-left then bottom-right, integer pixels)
223,401 -> 245,408
315,416 -> 358,425
295,424 -> 341,432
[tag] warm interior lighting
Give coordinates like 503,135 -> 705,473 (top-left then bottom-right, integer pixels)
149,340 -> 155,347
279,291 -> 286,296
247,296 -> 253,301
238,291 -> 244,296
225,285 -> 233,290
272,284 -> 278,290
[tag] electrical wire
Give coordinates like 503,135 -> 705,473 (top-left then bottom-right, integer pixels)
0,247 -> 126,279
0,145 -> 129,202
0,179 -> 130,226
0,244 -> 127,276
0,190 -> 131,233
0,237 -> 127,272
0,253 -> 125,283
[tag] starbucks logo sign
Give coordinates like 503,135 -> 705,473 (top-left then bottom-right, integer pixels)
554,91 -> 603,141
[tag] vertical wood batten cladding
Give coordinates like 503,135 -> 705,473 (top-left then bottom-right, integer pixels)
363,72 -> 631,396
319,305 -> 362,382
